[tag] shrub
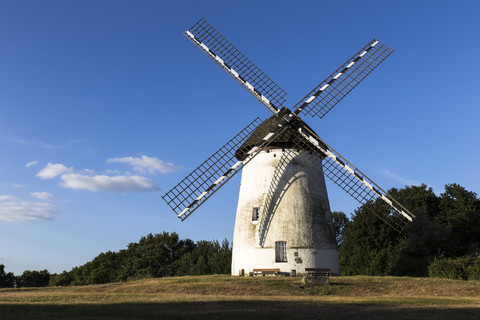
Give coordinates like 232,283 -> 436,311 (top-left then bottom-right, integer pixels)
468,258 -> 480,280
428,256 -> 479,280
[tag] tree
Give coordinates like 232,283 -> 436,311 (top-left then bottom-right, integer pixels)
49,271 -> 75,286
331,211 -> 350,249
438,183 -> 480,256
17,270 -> 50,287
392,210 -> 448,276
172,239 -> 232,276
0,264 -> 16,288
340,185 -> 444,276
339,202 -> 401,276
120,232 -> 190,279
388,184 -> 440,219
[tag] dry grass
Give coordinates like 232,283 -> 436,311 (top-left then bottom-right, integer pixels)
1,275 -> 480,319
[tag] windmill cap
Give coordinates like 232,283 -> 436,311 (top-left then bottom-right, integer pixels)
235,108 -> 327,161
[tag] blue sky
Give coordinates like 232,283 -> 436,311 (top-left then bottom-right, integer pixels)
1,0 -> 479,274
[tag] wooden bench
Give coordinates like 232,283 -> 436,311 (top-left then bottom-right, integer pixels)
304,268 -> 331,285
249,268 -> 281,276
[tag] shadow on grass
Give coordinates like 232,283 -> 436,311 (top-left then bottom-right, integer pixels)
329,282 -> 351,286
1,300 -> 479,320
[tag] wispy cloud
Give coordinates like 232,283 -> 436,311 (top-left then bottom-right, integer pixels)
380,169 -> 420,186
107,155 -> 183,174
2,183 -> 25,189
0,195 -> 18,201
37,163 -> 73,179
30,192 -> 54,201
67,138 -> 98,154
25,161 -> 38,168
7,137 -> 64,149
3,132 -> 98,154
0,195 -> 58,222
60,173 -> 159,192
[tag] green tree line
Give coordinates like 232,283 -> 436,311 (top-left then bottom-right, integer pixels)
0,265 -> 50,288
1,233 -> 231,288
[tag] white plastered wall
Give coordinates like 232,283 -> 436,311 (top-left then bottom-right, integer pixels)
231,149 -> 339,276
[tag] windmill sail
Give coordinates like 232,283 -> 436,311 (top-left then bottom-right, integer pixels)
185,18 -> 286,114
293,39 -> 394,119
164,18 -> 416,234
162,117 -> 264,220
291,125 -> 415,232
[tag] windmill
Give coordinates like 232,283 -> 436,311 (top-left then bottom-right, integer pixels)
162,18 -> 415,276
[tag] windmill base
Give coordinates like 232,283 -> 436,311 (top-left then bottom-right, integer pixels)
233,247 -> 339,276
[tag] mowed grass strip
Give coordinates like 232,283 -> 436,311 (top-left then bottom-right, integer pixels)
1,275 -> 480,319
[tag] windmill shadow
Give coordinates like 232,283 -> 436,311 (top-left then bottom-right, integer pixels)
258,150 -> 306,247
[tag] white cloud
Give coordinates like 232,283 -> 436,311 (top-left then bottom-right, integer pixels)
380,169 -> 420,186
60,173 -> 159,193
30,192 -> 54,201
0,195 -> 19,201
105,169 -> 121,175
0,195 -> 58,222
107,155 -> 183,174
37,163 -> 73,179
25,161 -> 38,168
35,160 -> 161,193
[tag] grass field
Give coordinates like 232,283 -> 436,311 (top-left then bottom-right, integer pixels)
1,275 -> 480,319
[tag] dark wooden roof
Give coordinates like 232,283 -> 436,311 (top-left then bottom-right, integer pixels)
235,108 -> 326,161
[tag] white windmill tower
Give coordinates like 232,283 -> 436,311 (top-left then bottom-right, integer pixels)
231,113 -> 339,275
162,18 -> 415,276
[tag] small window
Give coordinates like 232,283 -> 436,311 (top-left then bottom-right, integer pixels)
252,207 -> 259,221
275,241 -> 287,263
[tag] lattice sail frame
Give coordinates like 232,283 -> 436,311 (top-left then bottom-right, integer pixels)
293,39 -> 395,119
291,125 -> 414,232
184,18 -> 286,114
163,118 -> 262,220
